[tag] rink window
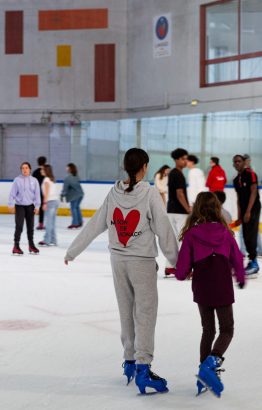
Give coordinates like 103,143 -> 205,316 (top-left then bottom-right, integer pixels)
200,0 -> 262,86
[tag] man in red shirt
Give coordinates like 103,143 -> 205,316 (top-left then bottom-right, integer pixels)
206,157 -> 227,192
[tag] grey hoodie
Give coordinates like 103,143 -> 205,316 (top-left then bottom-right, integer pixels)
65,180 -> 178,266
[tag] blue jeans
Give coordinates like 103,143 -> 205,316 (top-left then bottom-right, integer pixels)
44,200 -> 59,244
70,197 -> 83,225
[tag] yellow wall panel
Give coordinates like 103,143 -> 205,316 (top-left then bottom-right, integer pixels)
57,45 -> 71,67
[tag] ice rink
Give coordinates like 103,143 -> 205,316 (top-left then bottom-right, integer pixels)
0,214 -> 261,410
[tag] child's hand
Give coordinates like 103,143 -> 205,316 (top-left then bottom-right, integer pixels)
187,271 -> 193,280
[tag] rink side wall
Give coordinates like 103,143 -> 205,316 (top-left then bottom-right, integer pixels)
1,181 -> 262,226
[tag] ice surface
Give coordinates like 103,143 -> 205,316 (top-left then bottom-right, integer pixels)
0,214 -> 261,410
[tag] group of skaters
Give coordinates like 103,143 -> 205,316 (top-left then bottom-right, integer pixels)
8,156 -> 84,255
6,148 -> 261,397
154,149 -> 261,278
63,147 -> 260,398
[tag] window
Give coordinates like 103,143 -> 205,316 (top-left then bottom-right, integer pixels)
200,0 -> 262,86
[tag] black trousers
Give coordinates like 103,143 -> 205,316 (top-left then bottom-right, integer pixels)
38,193 -> 44,224
14,204 -> 35,245
242,204 -> 261,260
198,304 -> 234,363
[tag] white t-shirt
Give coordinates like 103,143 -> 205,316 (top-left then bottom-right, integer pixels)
154,174 -> 168,194
42,177 -> 59,201
187,167 -> 206,205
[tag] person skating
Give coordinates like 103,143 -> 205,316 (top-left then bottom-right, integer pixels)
233,155 -> 261,278
187,154 -> 206,206
61,163 -> 84,229
175,192 -> 245,397
154,165 -> 170,207
38,164 -> 59,246
64,148 -> 178,394
165,148 -> 190,276
206,157 -> 227,192
32,156 -> 47,230
8,162 -> 41,255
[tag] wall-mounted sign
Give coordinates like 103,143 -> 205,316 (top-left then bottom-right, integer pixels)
153,13 -> 172,58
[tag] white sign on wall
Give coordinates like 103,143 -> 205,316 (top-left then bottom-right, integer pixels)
153,13 -> 172,58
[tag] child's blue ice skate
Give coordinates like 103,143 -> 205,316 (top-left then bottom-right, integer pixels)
197,356 -> 224,398
122,360 -> 136,385
135,364 -> 168,395
196,378 -> 207,396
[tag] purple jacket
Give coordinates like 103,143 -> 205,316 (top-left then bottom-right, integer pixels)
175,222 -> 245,306
8,175 -> 41,208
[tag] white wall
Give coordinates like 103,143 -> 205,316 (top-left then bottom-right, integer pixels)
0,0 -> 127,123
126,0 -> 262,118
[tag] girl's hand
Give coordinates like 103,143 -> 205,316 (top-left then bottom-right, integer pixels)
42,203 -> 47,211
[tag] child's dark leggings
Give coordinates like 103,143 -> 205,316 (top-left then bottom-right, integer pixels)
198,304 -> 234,363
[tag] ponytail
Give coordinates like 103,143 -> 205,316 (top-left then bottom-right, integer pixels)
126,172 -> 137,193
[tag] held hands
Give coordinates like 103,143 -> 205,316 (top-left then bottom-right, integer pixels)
42,203 -> 47,211
229,219 -> 242,229
8,207 -> 15,214
34,208 -> 39,215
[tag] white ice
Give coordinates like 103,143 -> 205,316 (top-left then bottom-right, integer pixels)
0,214 -> 261,410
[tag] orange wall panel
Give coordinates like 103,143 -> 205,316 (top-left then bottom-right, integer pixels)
39,9 -> 108,31
20,75 -> 38,98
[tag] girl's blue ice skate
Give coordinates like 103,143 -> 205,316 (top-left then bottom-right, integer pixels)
196,379 -> 207,396
196,355 -> 224,398
122,360 -> 136,385
135,364 -> 168,394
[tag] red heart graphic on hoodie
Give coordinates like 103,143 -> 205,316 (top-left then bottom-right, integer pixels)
113,207 -> 140,247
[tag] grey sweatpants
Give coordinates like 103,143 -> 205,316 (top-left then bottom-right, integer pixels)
111,256 -> 158,364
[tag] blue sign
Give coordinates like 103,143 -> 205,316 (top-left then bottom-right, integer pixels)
155,16 -> 169,40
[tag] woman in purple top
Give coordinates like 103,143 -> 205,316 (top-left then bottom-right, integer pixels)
8,162 -> 41,255
175,192 -> 245,397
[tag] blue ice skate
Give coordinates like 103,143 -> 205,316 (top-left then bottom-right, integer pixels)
195,364 -> 207,395
135,364 -> 168,394
122,360 -> 136,385
197,356 -> 224,398
245,259 -> 259,278
196,378 -> 207,396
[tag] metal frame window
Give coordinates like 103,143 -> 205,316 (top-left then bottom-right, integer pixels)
200,0 -> 262,86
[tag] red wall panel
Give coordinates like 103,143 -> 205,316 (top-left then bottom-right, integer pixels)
95,44 -> 115,102
5,11 -> 23,54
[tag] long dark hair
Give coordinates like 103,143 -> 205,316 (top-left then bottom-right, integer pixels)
43,164 -> 55,182
179,191 -> 230,240
154,164 -> 170,180
124,148 -> 149,192
67,163 -> 78,176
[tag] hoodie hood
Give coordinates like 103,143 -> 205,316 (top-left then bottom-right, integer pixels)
111,180 -> 151,209
191,222 -> 228,248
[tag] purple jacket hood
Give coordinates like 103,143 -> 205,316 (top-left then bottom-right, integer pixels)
175,222 -> 245,285
189,222 -> 230,262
